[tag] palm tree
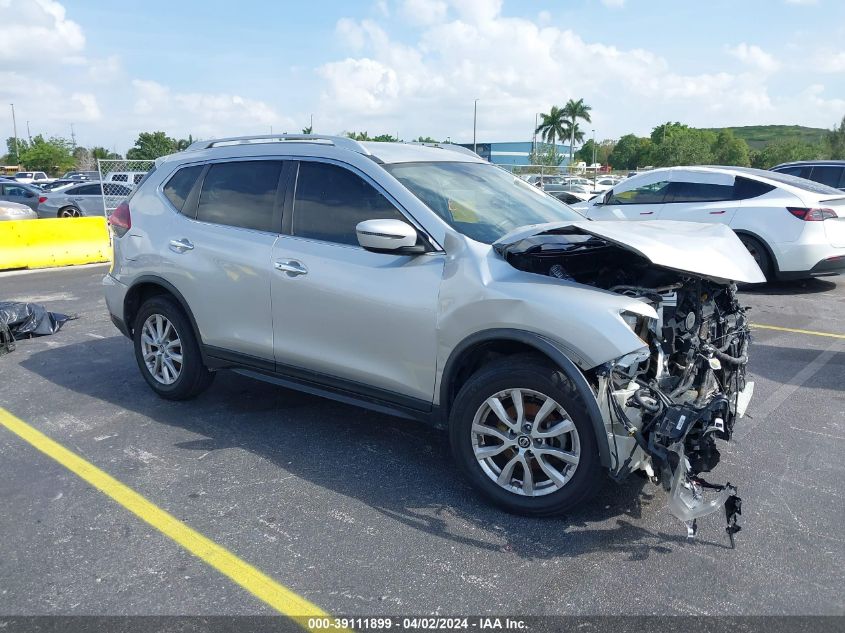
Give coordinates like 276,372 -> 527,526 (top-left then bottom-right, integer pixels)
562,121 -> 585,151
534,106 -> 567,159
301,125 -> 313,134
561,98 -> 592,164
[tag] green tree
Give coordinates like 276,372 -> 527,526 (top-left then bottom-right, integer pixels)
174,135 -> 194,151
608,134 -> 651,170
529,146 -> 564,166
650,125 -> 716,167
91,147 -> 122,160
346,131 -> 371,141
751,139 -> 826,169
561,98 -> 592,164
562,121 -> 585,154
578,139 -> 616,165
301,125 -> 313,134
415,136 -> 438,143
535,106 -> 568,160
711,129 -> 751,166
372,133 -> 398,142
4,137 -> 29,165
828,114 -> 845,159
126,131 -> 177,160
18,135 -> 75,175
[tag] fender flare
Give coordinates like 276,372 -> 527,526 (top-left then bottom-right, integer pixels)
124,275 -> 208,363
440,328 -> 611,467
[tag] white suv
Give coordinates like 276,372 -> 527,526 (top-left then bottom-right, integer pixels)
103,135 -> 762,535
581,166 -> 845,280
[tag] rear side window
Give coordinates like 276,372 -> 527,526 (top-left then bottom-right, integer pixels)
733,177 -> 775,200
74,184 -> 102,196
608,180 -> 670,205
809,166 -> 845,189
292,161 -> 406,246
197,160 -> 282,232
163,165 -> 203,212
775,166 -> 810,179
667,181 -> 734,203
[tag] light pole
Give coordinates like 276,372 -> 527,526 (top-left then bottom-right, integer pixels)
10,103 -> 19,164
472,98 -> 479,154
591,128 -> 596,185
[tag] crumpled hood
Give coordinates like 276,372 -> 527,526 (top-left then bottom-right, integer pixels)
493,220 -> 766,284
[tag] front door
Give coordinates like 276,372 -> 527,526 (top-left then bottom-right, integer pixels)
271,160 -> 443,403
589,174 -> 672,221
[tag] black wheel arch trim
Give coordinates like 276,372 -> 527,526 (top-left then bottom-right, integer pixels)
123,275 -> 208,364
440,328 -> 611,468
732,229 -> 780,275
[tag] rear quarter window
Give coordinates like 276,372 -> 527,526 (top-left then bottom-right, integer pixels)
163,165 -> 203,212
733,177 -> 775,200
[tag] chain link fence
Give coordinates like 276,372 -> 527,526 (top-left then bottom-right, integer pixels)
97,159 -> 155,215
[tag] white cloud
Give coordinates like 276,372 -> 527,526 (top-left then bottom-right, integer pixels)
601,0 -> 626,8
0,0 -> 85,62
401,0 -> 448,25
130,80 -> 292,139
317,7 -> 785,139
812,50 -> 845,73
727,43 -> 780,73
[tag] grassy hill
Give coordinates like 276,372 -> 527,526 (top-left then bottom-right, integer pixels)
702,125 -> 828,150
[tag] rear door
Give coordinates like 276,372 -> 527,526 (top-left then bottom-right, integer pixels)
588,172 -> 672,220
658,171 -> 737,224
69,183 -> 105,215
165,159 -> 286,363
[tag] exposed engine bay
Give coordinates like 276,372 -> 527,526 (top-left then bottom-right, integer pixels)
497,227 -> 753,545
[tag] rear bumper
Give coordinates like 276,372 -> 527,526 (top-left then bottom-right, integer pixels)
102,273 -> 130,337
777,254 -> 845,279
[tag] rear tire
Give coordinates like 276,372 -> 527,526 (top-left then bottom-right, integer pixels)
738,234 -> 773,281
449,355 -> 602,517
58,206 -> 81,218
133,296 -> 214,400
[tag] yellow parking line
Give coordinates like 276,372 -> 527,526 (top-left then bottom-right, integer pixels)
0,407 -> 346,631
752,323 -> 845,340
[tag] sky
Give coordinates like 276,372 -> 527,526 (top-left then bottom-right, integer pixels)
2,0 -> 844,154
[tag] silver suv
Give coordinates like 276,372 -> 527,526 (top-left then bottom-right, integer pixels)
104,135 -> 762,533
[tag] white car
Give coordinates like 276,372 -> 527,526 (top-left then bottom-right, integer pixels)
583,166 -> 845,280
12,171 -> 53,185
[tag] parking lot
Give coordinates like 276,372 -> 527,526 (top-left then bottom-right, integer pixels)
0,263 -> 843,618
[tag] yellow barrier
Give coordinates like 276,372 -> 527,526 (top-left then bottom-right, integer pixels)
0,217 -> 112,271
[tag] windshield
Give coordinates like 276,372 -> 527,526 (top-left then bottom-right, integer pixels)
384,161 -> 583,243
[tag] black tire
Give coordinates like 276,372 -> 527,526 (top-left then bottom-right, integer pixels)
58,206 -> 81,218
738,234 -> 773,281
449,355 -> 602,517
133,295 -> 214,400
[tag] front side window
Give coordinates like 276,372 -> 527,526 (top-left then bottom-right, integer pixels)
385,161 -> 583,244
163,165 -> 203,212
293,161 -> 406,246
608,181 -> 670,205
197,160 -> 282,232
668,181 -> 734,203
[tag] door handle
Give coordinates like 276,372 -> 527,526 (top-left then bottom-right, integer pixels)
169,238 -> 194,252
274,259 -> 308,276
639,211 -> 654,215
709,210 -> 726,215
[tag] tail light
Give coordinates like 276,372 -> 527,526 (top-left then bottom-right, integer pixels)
38,196 -> 47,203
109,201 -> 131,237
787,207 -> 838,221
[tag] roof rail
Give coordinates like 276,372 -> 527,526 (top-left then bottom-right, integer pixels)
405,141 -> 481,159
184,134 -> 371,155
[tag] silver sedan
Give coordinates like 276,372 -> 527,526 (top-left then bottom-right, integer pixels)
37,182 -> 132,218
0,201 -> 38,221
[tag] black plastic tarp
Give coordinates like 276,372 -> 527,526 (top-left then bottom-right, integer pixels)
0,301 -> 75,338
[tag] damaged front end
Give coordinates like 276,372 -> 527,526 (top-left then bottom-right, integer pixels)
495,221 -> 761,545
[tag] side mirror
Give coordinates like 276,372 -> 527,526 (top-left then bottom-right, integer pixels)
356,219 -> 425,254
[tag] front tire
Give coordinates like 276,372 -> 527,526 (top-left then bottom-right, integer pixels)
133,296 -> 214,400
449,355 -> 602,516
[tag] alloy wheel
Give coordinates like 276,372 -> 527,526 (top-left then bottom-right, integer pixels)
471,388 -> 580,497
140,314 -> 183,385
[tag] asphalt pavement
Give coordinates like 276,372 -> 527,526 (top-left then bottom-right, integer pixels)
0,263 -> 842,617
